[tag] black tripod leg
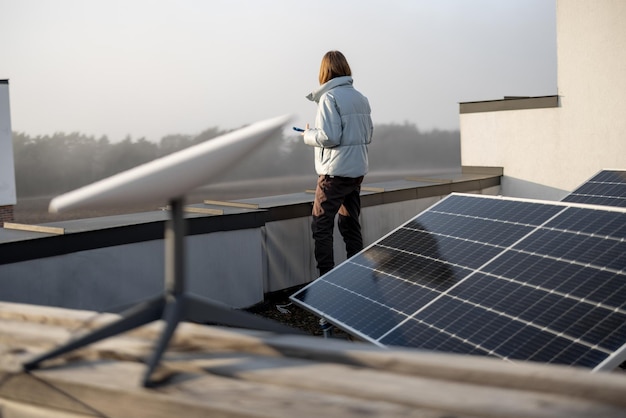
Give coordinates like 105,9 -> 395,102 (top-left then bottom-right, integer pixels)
23,296 -> 166,371
142,297 -> 183,387
184,294 -> 302,335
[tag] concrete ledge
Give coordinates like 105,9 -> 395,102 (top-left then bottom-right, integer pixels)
0,171 -> 502,309
460,95 -> 558,114
0,170 -> 502,265
462,165 -> 504,175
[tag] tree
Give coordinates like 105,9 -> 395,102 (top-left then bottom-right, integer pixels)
11,124 -> 461,198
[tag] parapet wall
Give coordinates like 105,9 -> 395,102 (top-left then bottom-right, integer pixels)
0,169 -> 500,311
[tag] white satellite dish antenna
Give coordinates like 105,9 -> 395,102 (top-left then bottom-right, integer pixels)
25,114 -> 301,387
49,114 -> 292,213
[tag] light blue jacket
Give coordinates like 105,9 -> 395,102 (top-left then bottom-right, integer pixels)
304,76 -> 373,177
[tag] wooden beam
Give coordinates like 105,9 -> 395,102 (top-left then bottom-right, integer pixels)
3,222 -> 65,235
2,302 -> 626,417
203,200 -> 259,209
184,207 -> 224,215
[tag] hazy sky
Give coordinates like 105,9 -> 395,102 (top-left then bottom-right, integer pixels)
0,0 -> 556,142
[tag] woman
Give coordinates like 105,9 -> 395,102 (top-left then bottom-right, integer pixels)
302,50 -> 373,276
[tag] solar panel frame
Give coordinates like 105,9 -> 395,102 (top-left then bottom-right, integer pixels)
290,193 -> 626,371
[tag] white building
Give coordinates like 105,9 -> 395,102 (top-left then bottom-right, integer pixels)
0,80 -> 16,224
460,0 -> 626,200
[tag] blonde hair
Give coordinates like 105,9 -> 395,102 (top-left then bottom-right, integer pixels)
318,50 -> 352,85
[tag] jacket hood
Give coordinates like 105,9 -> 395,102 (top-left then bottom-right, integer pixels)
306,76 -> 354,103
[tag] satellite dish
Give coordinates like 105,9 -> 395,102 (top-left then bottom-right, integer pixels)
27,114 -> 300,387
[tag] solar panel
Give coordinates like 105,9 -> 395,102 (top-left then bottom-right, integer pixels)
290,193 -> 626,370
562,169 -> 626,207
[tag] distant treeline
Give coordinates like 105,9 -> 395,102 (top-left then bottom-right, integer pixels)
12,123 -> 460,197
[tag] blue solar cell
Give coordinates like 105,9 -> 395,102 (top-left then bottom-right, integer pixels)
432,194 -> 563,225
380,317 -> 491,355
528,336 -> 573,364
545,207 -> 626,238
352,246 -> 470,290
562,170 -> 626,208
493,326 -> 540,359
584,270 -> 626,307
382,228 -> 476,265
566,195 -> 626,207
484,252 -> 579,292
461,311 -> 512,348
294,278 -> 410,340
549,303 -> 594,333
481,318 -> 526,351
483,252 -> 626,308
594,170 -> 626,183
408,212 -> 534,247
578,311 -> 626,351
506,330 -> 567,362
515,229 -> 626,270
569,348 -> 611,369
572,183 -> 626,201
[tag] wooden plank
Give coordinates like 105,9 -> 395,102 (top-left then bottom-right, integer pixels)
0,372 -> 101,416
3,301 -> 626,409
2,361 -> 463,418
0,398 -> 92,418
4,344 -> 624,418
2,302 -> 626,417
0,302 -> 121,332
189,356 -> 626,418
3,301 -> 626,408
3,222 -> 65,235
184,207 -> 224,215
203,200 -> 259,209
187,332 -> 626,410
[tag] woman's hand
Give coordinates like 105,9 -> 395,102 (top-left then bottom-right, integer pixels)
302,123 -> 309,136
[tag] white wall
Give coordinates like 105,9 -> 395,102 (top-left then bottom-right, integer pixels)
460,0 -> 626,200
460,108 -> 563,199
556,0 -> 626,182
0,82 -> 16,206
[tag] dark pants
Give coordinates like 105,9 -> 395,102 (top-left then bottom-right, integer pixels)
311,175 -> 364,275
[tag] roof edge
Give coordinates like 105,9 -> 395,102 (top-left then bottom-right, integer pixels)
459,95 -> 559,114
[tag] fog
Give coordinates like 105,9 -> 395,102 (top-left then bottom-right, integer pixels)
1,0 -> 556,142
12,123 -> 460,198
